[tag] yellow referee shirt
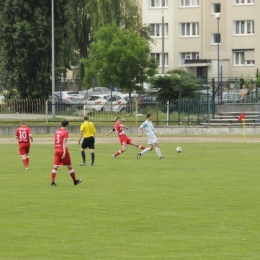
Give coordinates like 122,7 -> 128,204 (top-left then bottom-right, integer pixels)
80,121 -> 96,138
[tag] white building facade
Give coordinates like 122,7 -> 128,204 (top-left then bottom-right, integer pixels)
138,0 -> 258,80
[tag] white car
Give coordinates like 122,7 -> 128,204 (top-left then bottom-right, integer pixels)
84,94 -> 113,111
92,87 -> 122,95
196,85 -> 212,96
106,93 -> 139,112
55,91 -> 86,104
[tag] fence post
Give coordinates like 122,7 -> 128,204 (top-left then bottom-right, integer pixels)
135,100 -> 138,126
166,100 -> 169,126
178,99 -> 180,125
45,100 -> 48,126
212,78 -> 215,115
156,102 -> 158,126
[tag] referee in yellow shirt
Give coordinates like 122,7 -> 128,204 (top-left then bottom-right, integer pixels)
78,116 -> 96,166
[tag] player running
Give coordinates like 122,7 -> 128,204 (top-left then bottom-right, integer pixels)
106,117 -> 146,158
137,114 -> 164,159
15,120 -> 33,170
51,120 -> 82,186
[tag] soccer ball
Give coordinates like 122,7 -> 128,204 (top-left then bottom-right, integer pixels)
176,147 -> 182,153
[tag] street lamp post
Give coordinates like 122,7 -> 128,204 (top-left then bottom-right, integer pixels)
162,1 -> 165,74
215,13 -> 221,103
51,0 -> 55,117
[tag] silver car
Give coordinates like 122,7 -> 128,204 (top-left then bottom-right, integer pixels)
55,91 -> 86,104
106,93 -> 139,112
84,94 -> 113,111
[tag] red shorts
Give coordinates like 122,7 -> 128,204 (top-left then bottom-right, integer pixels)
54,149 -> 72,166
119,136 -> 132,146
19,142 -> 30,156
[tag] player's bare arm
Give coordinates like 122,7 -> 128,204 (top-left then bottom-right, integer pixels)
78,131 -> 83,145
30,135 -> 33,142
121,124 -> 128,130
61,139 -> 67,159
106,129 -> 115,136
138,127 -> 142,137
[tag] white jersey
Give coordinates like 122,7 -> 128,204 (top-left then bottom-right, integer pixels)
139,120 -> 156,139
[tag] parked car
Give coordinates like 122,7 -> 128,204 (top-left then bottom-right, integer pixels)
198,85 -> 212,94
138,95 -> 158,109
79,90 -> 95,98
0,95 -> 6,106
92,87 -> 111,93
106,93 -> 139,112
215,91 -> 240,104
55,91 -> 86,104
84,94 -> 112,111
93,87 -> 122,95
48,94 -> 75,111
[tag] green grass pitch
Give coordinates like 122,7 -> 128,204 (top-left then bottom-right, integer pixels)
1,140 -> 260,259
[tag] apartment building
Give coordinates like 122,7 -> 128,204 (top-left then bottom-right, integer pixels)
138,0 -> 258,80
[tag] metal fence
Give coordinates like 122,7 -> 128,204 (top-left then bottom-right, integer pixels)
2,96 -> 260,126
0,98 -> 214,126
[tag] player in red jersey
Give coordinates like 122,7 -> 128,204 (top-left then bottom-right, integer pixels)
51,120 -> 82,186
15,120 -> 33,170
106,117 -> 146,158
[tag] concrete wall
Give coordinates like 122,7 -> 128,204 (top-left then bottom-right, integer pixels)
3,125 -> 260,136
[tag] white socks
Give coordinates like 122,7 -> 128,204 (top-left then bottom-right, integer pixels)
156,147 -> 162,158
141,147 -> 151,155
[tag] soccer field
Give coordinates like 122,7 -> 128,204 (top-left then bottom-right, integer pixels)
1,141 -> 260,259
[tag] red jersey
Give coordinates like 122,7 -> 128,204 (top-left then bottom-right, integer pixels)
15,125 -> 32,143
114,122 -> 126,137
54,128 -> 68,152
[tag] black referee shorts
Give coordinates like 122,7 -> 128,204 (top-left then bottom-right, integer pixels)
81,136 -> 95,149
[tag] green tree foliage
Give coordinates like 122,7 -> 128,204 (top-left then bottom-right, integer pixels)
0,0 -> 74,99
82,24 -> 158,95
149,69 -> 203,100
70,0 -> 151,80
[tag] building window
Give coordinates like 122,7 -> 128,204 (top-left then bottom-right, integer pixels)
150,0 -> 168,8
234,0 -> 254,4
179,0 -> 199,7
211,33 -> 221,44
211,3 -> 221,14
151,53 -> 169,67
149,23 -> 168,37
234,20 -> 254,35
180,52 -> 199,66
233,50 -> 255,66
180,23 -> 199,37
234,52 -> 244,65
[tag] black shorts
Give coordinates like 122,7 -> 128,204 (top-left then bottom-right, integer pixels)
81,136 -> 95,149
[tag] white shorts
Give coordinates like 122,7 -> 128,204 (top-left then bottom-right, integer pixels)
148,137 -> 159,146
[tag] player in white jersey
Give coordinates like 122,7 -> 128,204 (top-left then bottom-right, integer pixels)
137,114 -> 164,159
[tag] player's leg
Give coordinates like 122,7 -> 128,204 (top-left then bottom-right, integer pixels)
80,139 -> 86,165
90,148 -> 95,165
155,143 -> 164,159
64,153 -> 82,185
113,143 -> 126,158
89,137 -> 95,166
130,140 -> 145,150
19,144 -> 28,169
80,148 -> 86,165
137,144 -> 153,159
51,152 -> 61,186
51,166 -> 58,186
25,146 -> 30,168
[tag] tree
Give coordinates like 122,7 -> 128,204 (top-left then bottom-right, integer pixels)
0,0 -> 74,99
82,24 -> 158,96
149,69 -> 203,100
69,0 -> 151,81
